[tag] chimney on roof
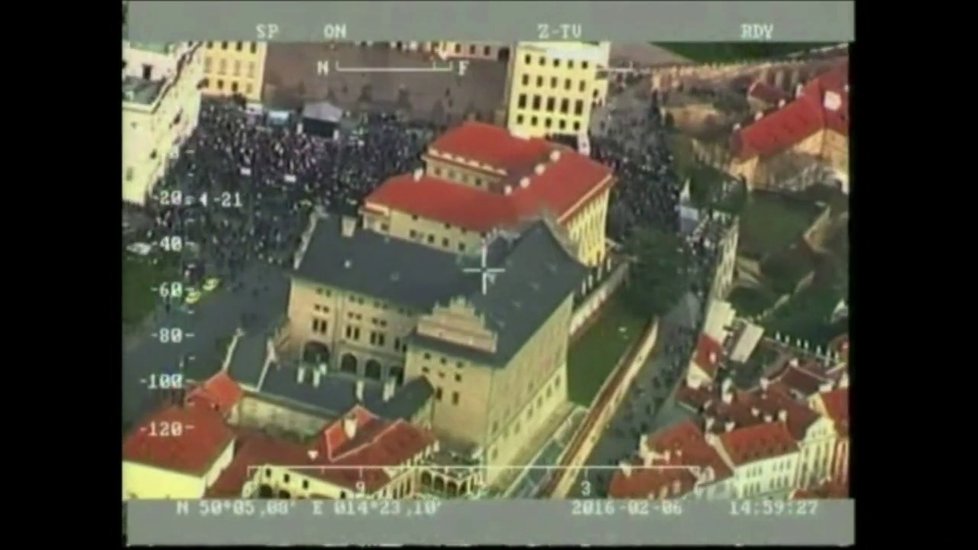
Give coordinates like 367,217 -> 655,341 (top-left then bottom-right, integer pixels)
355,379 -> 365,402
760,377 -> 770,391
839,372 -> 849,389
763,413 -> 773,422
795,83 -> 804,97
732,122 -> 741,131
341,216 -> 357,238
343,412 -> 357,439
823,91 -> 842,111
777,409 -> 788,423
724,421 -> 735,433
721,379 -> 733,404
789,358 -> 799,368
662,450 -> 671,463
709,352 -> 718,364
619,460 -> 633,478
312,369 -> 322,388
549,149 -> 561,162
519,176 -> 531,188
504,185 -> 513,195
413,168 -> 423,181
754,111 -> 764,121
777,98 -> 786,108
750,407 -> 760,417
704,416 -> 715,432
382,377 -> 396,402
675,449 -> 683,460
534,163 -> 545,176
844,83 -> 850,93
819,381 -> 834,393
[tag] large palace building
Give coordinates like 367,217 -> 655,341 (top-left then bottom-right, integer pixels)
284,213 -> 587,484
362,122 -> 615,267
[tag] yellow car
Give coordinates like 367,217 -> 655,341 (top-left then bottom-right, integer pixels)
185,290 -> 202,305
203,278 -> 221,292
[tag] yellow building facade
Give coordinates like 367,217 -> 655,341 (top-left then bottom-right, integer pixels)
201,41 -> 267,103
505,41 -> 611,138
362,123 -> 615,268
122,442 -> 234,500
286,214 -> 587,488
122,42 -> 204,205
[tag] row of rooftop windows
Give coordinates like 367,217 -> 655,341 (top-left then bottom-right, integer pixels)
514,114 -> 581,133
206,41 -> 260,54
520,74 -> 593,94
524,54 -> 590,70
203,57 -> 257,79
517,94 -> 587,116
201,78 -> 254,96
315,288 -> 412,316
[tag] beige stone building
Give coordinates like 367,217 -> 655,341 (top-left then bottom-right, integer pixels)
504,41 -> 611,138
362,122 -> 615,267
283,213 -> 587,485
729,63 -> 849,191
200,41 -> 267,103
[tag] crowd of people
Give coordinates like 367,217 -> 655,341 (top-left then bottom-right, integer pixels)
592,91 -> 682,242
144,99 -> 440,286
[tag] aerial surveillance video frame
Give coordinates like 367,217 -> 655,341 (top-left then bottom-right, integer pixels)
122,4 -> 850,545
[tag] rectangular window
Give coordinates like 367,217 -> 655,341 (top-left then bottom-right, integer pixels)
545,118 -> 552,129
550,76 -> 558,88
455,44 -> 461,53
251,42 -> 257,54
436,387 -> 443,400
538,56 -> 545,66
245,83 -> 253,95
568,60 -> 574,69
536,76 -> 543,87
574,99 -> 584,115
518,94 -> 527,109
565,78 -> 572,90
231,81 -> 239,93
484,46 -> 491,56
378,334 -> 385,347
458,242 -> 466,252
522,74 -> 529,86
516,114 -> 524,124
560,98 -> 569,114
452,392 -> 460,405
426,234 -> 434,244
236,41 -> 244,51
221,41 -> 228,50
531,116 -> 538,126
582,61 -> 589,69
546,97 -> 555,112
442,237 -> 449,247
247,62 -> 255,78
469,45 -> 475,54
559,120 -> 566,130
573,121 -> 580,131
524,54 -> 531,64
579,80 -> 586,92
233,60 -> 241,76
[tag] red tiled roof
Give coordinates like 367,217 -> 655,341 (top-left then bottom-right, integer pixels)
365,123 -> 613,232
188,371 -> 244,415
206,406 -> 437,497
732,63 -> 848,160
775,363 -> 829,398
123,403 -> 235,476
747,81 -> 789,105
428,122 -> 553,171
717,422 -> 798,466
608,420 -> 733,499
820,388 -> 849,437
676,384 -> 713,411
692,335 -> 724,378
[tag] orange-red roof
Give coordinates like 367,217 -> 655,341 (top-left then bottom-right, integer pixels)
692,334 -> 724,378
732,63 -> 849,160
819,388 -> 849,437
123,402 -> 235,476
676,384 -> 713,411
717,422 -> 798,466
188,371 -> 244,415
365,122 -> 613,232
608,420 -> 732,499
428,122 -> 553,171
773,362 -> 829,398
207,406 -> 437,496
747,81 -> 789,105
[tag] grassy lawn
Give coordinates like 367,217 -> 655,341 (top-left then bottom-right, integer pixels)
123,253 -> 177,328
667,134 -> 746,215
740,192 -> 822,258
761,243 -> 818,295
728,285 -> 780,318
566,297 -> 648,407
656,43 -> 832,64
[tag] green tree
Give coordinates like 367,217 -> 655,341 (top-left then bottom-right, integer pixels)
623,228 -> 693,318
